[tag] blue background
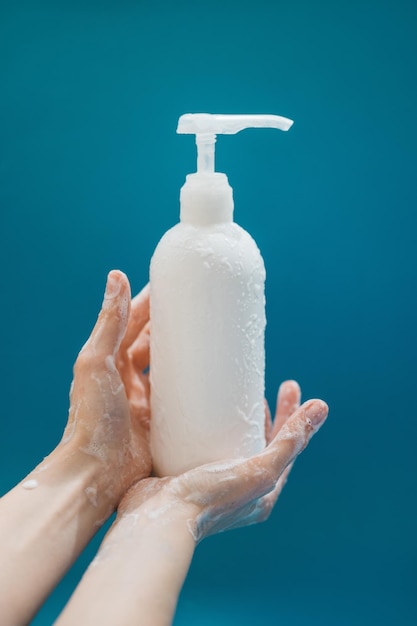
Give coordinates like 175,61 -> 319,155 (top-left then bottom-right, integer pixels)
1,0 -> 416,624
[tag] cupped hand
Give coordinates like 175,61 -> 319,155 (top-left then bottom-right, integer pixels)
59,270 -> 152,502
117,381 -> 328,542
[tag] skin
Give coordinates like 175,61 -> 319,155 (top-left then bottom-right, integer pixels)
0,270 -> 328,626
60,271 -> 153,502
57,272 -> 328,626
0,271 -> 152,625
57,378 -> 327,626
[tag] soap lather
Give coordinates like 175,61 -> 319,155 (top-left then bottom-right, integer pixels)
150,113 -> 293,477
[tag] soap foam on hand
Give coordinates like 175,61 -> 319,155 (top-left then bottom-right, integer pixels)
149,113 -> 293,477
22,479 -> 39,490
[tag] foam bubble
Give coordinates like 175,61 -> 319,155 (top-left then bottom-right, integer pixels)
105,355 -> 117,373
22,479 -> 38,490
203,458 -> 245,474
79,443 -> 107,462
85,485 -> 98,507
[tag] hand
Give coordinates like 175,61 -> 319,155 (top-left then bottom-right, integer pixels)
0,271 -> 153,626
116,381 -> 328,542
59,270 -> 152,506
54,366 -> 328,626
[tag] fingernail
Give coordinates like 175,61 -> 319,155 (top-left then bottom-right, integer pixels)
105,271 -> 120,299
305,400 -> 328,428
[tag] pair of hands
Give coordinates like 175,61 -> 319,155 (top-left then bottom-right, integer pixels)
61,270 -> 328,540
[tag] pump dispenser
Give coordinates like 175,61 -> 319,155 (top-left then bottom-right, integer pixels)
150,113 -> 293,476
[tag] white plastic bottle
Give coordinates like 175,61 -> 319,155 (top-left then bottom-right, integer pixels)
150,113 -> 293,476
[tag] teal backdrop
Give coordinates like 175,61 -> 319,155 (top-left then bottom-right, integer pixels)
0,1 -> 416,624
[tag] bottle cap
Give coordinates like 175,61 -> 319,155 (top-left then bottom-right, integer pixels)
177,113 -> 294,224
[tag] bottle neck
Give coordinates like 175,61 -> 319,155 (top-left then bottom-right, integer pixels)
179,173 -> 234,226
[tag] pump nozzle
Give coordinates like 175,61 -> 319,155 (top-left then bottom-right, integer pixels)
177,113 -> 294,174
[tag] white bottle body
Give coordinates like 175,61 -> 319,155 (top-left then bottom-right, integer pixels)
150,217 -> 266,476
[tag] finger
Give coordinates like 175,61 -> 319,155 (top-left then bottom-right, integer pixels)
129,321 -> 151,371
263,399 -> 328,478
120,283 -> 150,354
271,379 -> 301,439
129,376 -> 151,426
234,400 -> 327,509
79,270 -> 131,363
175,400 -> 327,527
264,399 -> 273,444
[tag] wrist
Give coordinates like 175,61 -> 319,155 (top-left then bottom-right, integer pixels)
58,486 -> 197,626
0,440 -> 122,625
115,479 -> 201,541
54,431 -> 151,512
34,442 -> 118,522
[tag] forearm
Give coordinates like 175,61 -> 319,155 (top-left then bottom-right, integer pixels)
56,493 -> 196,626
0,444 -> 115,625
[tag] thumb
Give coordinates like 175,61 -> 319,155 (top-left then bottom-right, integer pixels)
82,270 -> 131,360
